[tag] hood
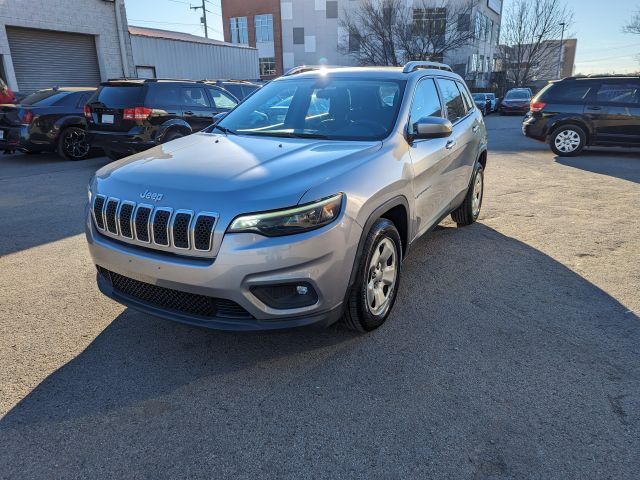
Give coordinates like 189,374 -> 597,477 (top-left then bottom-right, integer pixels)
94,132 -> 380,214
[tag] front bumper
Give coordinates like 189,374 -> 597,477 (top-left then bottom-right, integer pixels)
86,211 -> 361,331
500,104 -> 529,114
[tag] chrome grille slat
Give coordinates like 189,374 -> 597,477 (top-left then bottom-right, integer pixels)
151,208 -> 172,247
92,195 -> 106,230
105,198 -> 120,235
92,198 -> 217,256
118,202 -> 135,239
172,211 -> 193,250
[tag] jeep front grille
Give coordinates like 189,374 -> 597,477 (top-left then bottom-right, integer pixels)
92,195 -> 217,255
98,267 -> 253,320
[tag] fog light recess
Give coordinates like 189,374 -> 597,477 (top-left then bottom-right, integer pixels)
251,282 -> 318,309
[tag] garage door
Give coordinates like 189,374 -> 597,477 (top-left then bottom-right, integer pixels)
6,27 -> 101,93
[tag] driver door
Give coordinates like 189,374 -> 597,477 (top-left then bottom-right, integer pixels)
408,78 -> 451,234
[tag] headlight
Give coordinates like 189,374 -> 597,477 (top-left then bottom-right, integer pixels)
88,184 -> 93,203
228,193 -> 343,237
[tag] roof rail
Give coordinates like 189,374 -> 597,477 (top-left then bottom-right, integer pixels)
402,61 -> 453,73
283,65 -> 344,76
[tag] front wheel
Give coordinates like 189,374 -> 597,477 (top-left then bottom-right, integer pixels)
343,218 -> 402,332
57,127 -> 91,161
451,163 -> 484,226
549,125 -> 586,157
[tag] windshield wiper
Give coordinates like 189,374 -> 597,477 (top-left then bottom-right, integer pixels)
210,124 -> 236,135
242,131 -> 330,139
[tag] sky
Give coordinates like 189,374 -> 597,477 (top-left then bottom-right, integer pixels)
124,0 -> 640,75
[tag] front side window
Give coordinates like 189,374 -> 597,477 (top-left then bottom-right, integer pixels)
436,78 -> 466,123
218,77 -> 406,141
259,57 -> 276,76
208,88 -> 238,110
182,87 -> 210,107
255,14 -> 273,42
595,83 -> 640,105
230,17 -> 248,44
408,78 -> 442,135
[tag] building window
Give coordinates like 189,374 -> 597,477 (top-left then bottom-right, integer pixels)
230,17 -> 248,44
293,27 -> 304,44
255,14 -> 273,42
348,33 -> 360,52
457,14 -> 470,32
326,1 -> 338,19
259,57 -> 276,76
413,8 -> 447,36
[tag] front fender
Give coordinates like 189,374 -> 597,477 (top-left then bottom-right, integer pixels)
545,113 -> 594,140
51,115 -> 87,140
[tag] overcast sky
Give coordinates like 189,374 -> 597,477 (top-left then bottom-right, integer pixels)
124,0 -> 640,75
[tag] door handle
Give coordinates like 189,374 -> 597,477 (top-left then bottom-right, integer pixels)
472,125 -> 479,133
446,140 -> 457,150
587,106 -> 602,111
184,110 -> 194,115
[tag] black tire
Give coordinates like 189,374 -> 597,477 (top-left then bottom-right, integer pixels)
343,218 -> 402,332
57,127 -> 91,161
549,124 -> 586,157
161,130 -> 184,143
451,163 -> 484,226
104,150 -> 127,161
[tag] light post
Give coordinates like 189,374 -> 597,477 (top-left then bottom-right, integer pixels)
557,22 -> 566,79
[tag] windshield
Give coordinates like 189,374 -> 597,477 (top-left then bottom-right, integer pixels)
473,94 -> 485,101
217,77 -> 406,141
506,91 -> 530,100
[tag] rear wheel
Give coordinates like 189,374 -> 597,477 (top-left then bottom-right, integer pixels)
57,127 -> 91,161
343,218 -> 402,332
451,163 -> 484,226
162,130 -> 184,143
549,125 -> 586,157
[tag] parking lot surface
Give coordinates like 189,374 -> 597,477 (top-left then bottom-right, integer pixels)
1,116 -> 639,479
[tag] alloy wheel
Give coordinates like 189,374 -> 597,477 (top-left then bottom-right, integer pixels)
472,170 -> 483,218
63,128 -> 90,159
366,237 -> 398,316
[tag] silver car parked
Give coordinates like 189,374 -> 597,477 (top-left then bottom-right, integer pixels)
86,62 -> 488,332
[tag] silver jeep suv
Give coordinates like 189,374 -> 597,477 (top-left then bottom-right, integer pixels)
86,62 -> 487,332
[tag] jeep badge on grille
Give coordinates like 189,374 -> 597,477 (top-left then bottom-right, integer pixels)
140,190 -> 164,201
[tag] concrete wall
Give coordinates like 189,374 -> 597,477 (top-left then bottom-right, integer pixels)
130,35 -> 260,80
0,0 -> 134,91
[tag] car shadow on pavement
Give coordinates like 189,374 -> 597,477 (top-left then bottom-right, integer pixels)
0,153 -> 110,256
555,150 -> 640,184
1,223 -> 639,478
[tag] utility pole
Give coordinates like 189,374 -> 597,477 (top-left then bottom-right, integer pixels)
191,0 -> 208,38
557,22 -> 566,79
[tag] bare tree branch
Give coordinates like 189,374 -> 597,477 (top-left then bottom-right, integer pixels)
623,7 -> 640,35
500,0 -> 574,86
338,0 -> 477,66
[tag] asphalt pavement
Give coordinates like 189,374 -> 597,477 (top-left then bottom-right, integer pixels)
1,116 -> 639,479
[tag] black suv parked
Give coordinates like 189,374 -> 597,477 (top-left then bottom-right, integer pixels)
0,87 -> 96,160
523,76 -> 640,156
210,80 -> 261,101
86,79 -> 239,160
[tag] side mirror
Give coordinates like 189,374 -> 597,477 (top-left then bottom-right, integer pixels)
411,116 -> 453,140
213,112 -> 228,123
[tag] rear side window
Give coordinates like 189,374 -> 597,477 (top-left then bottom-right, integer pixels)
595,83 -> 640,105
457,82 -> 474,112
21,90 -> 69,106
182,87 -> 210,107
95,85 -> 144,106
145,84 -> 182,107
221,84 -> 243,99
408,78 -> 442,135
436,78 -> 466,123
544,83 -> 592,103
